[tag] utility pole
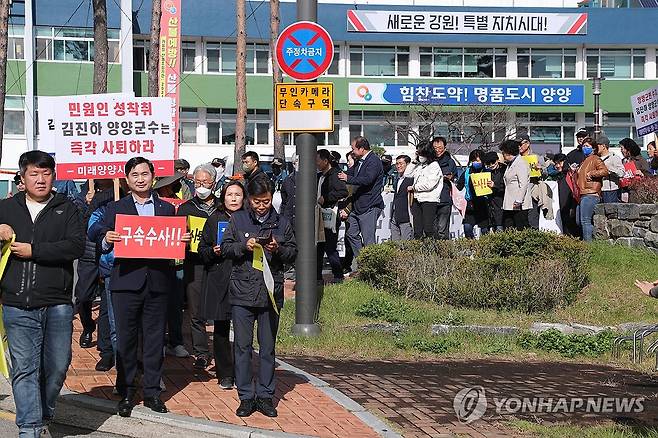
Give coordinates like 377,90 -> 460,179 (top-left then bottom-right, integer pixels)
291,0 -> 320,337
235,0 -> 247,173
0,0 -> 10,165
591,76 -> 603,140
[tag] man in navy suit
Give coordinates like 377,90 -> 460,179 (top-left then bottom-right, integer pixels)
98,157 -> 190,418
338,136 -> 384,268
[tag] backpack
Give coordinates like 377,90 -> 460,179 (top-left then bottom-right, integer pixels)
565,168 -> 581,204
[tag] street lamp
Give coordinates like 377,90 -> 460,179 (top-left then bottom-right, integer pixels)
590,76 -> 605,140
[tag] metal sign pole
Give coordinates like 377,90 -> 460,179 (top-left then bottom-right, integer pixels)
292,0 -> 320,337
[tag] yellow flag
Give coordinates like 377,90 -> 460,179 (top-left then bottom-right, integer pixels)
523,155 -> 541,178
471,172 -> 493,197
0,235 -> 15,379
252,243 -> 278,315
187,216 -> 207,254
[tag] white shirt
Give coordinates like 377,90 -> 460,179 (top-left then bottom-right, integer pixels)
26,194 -> 53,222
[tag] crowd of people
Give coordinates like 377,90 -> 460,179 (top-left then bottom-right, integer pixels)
0,129 -> 656,437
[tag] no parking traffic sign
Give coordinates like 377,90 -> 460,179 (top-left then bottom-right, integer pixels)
275,21 -> 334,81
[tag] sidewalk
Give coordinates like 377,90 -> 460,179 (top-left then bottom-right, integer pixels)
64,286 -> 387,438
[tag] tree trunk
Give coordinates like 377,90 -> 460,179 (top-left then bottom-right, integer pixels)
148,0 -> 161,97
93,0 -> 108,94
0,1 -> 10,166
234,0 -> 247,173
270,0 -> 284,160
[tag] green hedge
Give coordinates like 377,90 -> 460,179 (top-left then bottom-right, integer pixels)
357,230 -> 590,313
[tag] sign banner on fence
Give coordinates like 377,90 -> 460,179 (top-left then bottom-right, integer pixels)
631,86 -> 658,136
42,94 -> 175,180
114,214 -> 186,259
349,83 -> 585,106
347,10 -> 587,35
159,0 -> 181,157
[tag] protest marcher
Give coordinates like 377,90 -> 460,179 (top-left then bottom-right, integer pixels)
211,158 -> 228,196
596,136 -> 625,204
221,177 -> 297,418
456,149 -> 490,238
390,155 -> 413,241
500,140 -> 532,230
242,151 -> 269,185
0,151 -> 85,437
198,180 -> 246,389
338,152 -> 355,274
13,171 -> 25,194
99,157 -> 191,417
552,154 -> 580,237
338,136 -> 384,267
316,149 -> 348,284
381,154 -> 395,191
483,152 -> 506,232
175,159 -> 194,200
407,142 -> 443,239
177,164 -> 222,370
620,138 -> 651,177
635,279 -> 658,298
270,158 -> 288,192
575,138 -> 609,241
53,179 -> 79,202
280,155 -> 297,230
648,141 -> 658,175
432,137 -> 457,240
567,128 -> 589,166
517,134 -> 544,229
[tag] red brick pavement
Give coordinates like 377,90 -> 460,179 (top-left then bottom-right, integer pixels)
66,299 -> 378,438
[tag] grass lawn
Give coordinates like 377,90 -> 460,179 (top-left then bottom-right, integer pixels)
276,241 -> 658,366
509,420 -> 658,438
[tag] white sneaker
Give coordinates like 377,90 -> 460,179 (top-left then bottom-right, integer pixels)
165,344 -> 190,358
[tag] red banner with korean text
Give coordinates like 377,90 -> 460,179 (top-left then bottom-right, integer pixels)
159,0 -> 181,159
113,214 -> 186,259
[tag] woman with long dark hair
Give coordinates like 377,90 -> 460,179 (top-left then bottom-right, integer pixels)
197,180 -> 246,389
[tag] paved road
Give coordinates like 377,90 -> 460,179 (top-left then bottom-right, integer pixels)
283,356 -> 658,438
0,409 -> 127,438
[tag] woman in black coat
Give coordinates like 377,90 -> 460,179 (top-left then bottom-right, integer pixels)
198,180 -> 246,389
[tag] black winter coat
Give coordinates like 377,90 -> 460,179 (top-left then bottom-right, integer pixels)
221,208 -> 296,310
177,196 -> 221,267
280,171 -> 296,229
318,167 -> 348,209
457,169 -> 490,228
198,210 -> 234,321
0,193 -> 85,309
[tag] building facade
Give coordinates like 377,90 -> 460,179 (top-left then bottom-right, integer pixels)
2,0 -> 657,181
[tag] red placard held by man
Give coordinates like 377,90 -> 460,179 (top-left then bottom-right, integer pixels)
113,214 -> 186,259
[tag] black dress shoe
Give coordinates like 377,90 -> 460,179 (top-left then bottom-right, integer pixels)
256,397 -> 278,417
143,396 -> 168,413
193,356 -> 208,370
79,331 -> 93,349
236,399 -> 256,417
117,397 -> 133,417
95,355 -> 114,372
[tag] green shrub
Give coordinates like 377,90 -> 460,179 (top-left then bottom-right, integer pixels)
355,295 -> 410,323
356,230 -> 590,313
516,329 -> 615,358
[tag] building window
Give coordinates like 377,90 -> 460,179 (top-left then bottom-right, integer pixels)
36,27 -> 120,62
584,112 -> 639,144
133,40 -> 150,71
586,49 -> 644,79
4,96 -> 24,136
325,45 -> 340,76
349,45 -> 409,77
517,48 -> 576,79
516,113 -> 578,149
182,42 -> 197,73
348,111 -> 408,147
206,42 -> 269,74
8,25 -> 24,60
180,108 -> 198,143
420,48 -> 507,78
208,109 -> 269,145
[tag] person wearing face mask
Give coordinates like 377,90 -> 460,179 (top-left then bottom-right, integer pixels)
596,136 -> 625,204
176,164 -> 223,370
575,138 -> 609,241
517,134 -> 544,230
482,152 -> 506,233
241,151 -> 269,185
552,154 -> 580,237
405,142 -> 443,239
499,140 -> 532,230
198,180 -> 246,390
211,157 -> 228,196
456,149 -> 490,239
270,158 -> 288,192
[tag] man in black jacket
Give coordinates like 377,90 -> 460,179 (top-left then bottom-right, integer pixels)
0,151 -> 85,437
316,149 -> 349,283
390,155 -> 413,241
338,136 -> 384,268
99,157 -> 191,418
433,137 -> 457,240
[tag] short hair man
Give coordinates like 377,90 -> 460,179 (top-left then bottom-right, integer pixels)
431,136 -> 457,240
390,155 -> 413,241
338,136 -> 384,268
241,151 -> 265,183
0,151 -> 85,437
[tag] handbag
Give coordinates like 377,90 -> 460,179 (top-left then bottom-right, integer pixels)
321,206 -> 338,233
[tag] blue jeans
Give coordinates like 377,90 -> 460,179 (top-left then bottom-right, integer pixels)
3,304 -> 73,438
576,194 -> 600,242
463,223 -> 490,239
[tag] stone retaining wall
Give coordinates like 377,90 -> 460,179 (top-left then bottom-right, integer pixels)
593,203 -> 658,252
